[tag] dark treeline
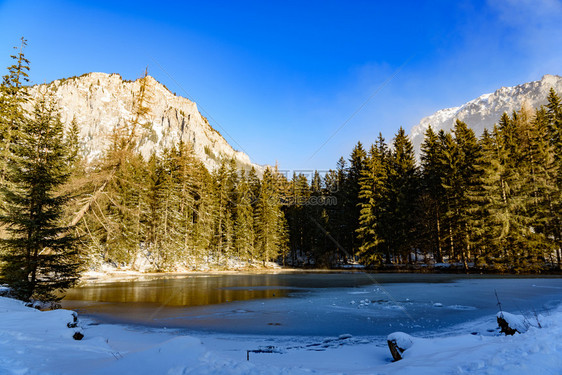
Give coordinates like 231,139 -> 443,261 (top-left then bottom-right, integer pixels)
284,94 -> 562,272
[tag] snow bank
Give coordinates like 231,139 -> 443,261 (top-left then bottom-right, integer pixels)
0,296 -> 561,374
0,297 -> 309,375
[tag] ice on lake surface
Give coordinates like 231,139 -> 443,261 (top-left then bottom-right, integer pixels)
62,273 -> 562,337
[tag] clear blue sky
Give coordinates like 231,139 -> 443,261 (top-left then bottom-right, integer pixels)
1,0 -> 561,172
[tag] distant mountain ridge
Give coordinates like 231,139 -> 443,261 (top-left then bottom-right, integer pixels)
409,74 -> 562,155
26,72 -> 263,173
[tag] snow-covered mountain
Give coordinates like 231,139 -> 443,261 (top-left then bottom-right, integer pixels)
26,72 -> 263,173
410,74 -> 562,155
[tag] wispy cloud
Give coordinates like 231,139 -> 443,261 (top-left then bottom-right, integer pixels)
487,0 -> 562,78
489,0 -> 562,24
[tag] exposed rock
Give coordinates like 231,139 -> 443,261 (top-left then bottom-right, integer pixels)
410,74 -> 562,156
72,331 -> 84,341
497,311 -> 529,335
387,332 -> 414,361
25,72 -> 265,173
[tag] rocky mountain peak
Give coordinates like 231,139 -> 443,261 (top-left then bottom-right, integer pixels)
409,74 -> 562,156
26,72 -> 264,173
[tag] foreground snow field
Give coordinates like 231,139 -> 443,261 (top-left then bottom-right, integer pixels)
0,296 -> 561,374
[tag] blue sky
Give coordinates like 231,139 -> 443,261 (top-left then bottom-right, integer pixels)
1,0 -> 561,172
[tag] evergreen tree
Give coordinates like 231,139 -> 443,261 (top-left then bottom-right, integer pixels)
309,170 -> 330,265
234,170 -> 255,262
387,127 -> 419,263
451,120 -> 481,268
144,152 -> 174,269
356,138 -> 388,265
192,162 -> 215,266
172,143 -> 201,267
211,159 -> 233,265
420,126 -> 445,262
475,114 -> 533,271
0,38 -> 30,186
345,142 -> 367,260
437,130 -> 460,262
546,89 -> 562,267
467,128 -> 495,266
0,94 -> 80,301
286,172 -> 311,265
254,168 -> 283,265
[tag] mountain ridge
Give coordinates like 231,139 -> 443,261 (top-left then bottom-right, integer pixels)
25,72 -> 264,173
409,74 -> 562,155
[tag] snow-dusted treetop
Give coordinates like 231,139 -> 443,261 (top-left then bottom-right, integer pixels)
409,74 -> 562,156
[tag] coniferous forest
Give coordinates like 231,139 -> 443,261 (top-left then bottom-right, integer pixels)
1,40 -> 562,300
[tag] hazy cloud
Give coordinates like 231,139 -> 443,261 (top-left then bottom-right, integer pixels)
487,0 -> 562,78
489,0 -> 562,24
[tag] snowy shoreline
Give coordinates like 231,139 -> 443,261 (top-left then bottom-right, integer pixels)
1,296 -> 562,374
79,267 -> 562,285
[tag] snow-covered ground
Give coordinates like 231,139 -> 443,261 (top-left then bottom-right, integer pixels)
1,296 -> 562,374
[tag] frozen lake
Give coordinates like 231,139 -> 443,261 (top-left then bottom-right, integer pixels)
62,272 -> 562,337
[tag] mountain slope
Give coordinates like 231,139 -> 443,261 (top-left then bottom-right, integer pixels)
409,74 -> 562,154
26,72 -> 262,172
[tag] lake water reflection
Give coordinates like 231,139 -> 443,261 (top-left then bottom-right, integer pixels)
62,272 -> 562,336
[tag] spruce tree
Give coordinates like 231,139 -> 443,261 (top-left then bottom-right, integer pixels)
211,159 -> 233,265
234,170 -> 255,262
0,38 -> 30,187
286,172 -> 311,265
356,139 -> 388,265
172,142 -> 200,266
254,168 -> 282,265
309,170 -> 329,265
420,126 -> 445,262
345,142 -> 367,260
388,127 -> 419,263
0,94 -> 80,301
452,120 -> 481,268
475,113 -> 534,271
546,89 -> 562,267
438,130 -> 461,262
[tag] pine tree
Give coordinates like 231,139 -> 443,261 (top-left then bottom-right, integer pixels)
254,168 -> 283,265
172,142 -> 200,267
330,158 -> 349,263
387,127 -> 419,263
192,163 -> 215,266
438,130 -> 461,262
234,170 -> 255,262
467,128 -> 495,266
0,38 -> 30,187
452,120 -> 481,268
356,138 -> 388,265
309,170 -> 330,265
144,152 -> 172,270
475,113 -> 534,271
211,159 -> 234,265
345,142 -> 367,260
0,94 -> 80,301
286,172 -> 311,265
546,89 -> 562,268
420,126 -> 445,262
